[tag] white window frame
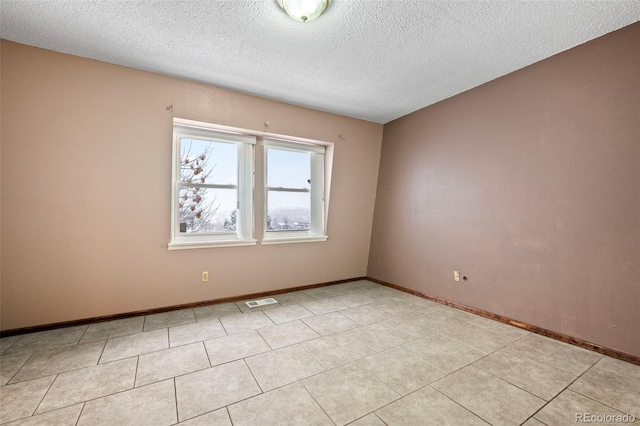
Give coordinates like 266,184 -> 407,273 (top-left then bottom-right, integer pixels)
263,138 -> 328,245
168,118 -> 256,250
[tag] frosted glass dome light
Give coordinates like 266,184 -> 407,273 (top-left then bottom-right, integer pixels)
277,0 -> 331,22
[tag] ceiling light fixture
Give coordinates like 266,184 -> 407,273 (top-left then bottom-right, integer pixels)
277,0 -> 330,22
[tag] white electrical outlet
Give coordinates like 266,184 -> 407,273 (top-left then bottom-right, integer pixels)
454,271 -> 460,282
202,271 -> 209,282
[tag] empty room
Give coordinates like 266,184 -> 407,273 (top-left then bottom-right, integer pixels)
1,1 -> 638,425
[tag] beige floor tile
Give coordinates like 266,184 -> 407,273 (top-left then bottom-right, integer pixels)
569,364 -> 640,417
342,319 -> 421,353
403,333 -> 486,373
521,418 -> 546,426
0,336 -> 22,355
193,303 -> 241,322
219,311 -> 275,334
375,385 -> 489,426
404,296 -> 441,310
335,280 -> 380,292
358,347 -> 447,395
466,316 -> 530,340
441,322 -> 519,355
169,319 -> 226,347
3,326 -> 87,356
535,389 -> 629,425
348,413 -> 387,426
80,317 -> 144,343
144,309 -> 196,331
204,330 -> 271,366
178,408 -> 231,425
271,291 -> 317,306
302,312 -> 359,336
506,334 -> 602,375
263,304 -> 315,324
330,292 -> 376,308
0,353 -> 30,385
301,298 -> 349,315
175,360 -> 261,422
1,404 -> 82,426
301,332 -> 374,369
473,348 -> 577,400
78,379 -> 177,426
593,356 -> 640,381
229,382 -> 333,426
99,329 -> 168,363
10,340 -> 105,383
304,286 -> 350,299
432,366 -> 545,425
257,320 -> 320,349
0,375 -> 56,423
136,342 -> 210,387
394,311 -> 437,336
246,344 -> 324,391
355,287 -> 402,300
339,304 -> 390,325
372,299 -> 425,316
417,305 -> 475,329
36,357 -> 136,414
302,362 -> 400,426
4,282 -> 630,426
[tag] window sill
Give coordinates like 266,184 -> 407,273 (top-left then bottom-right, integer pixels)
168,239 -> 257,250
261,235 -> 328,245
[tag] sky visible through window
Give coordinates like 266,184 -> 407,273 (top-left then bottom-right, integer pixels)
267,148 -> 311,231
180,138 -> 311,233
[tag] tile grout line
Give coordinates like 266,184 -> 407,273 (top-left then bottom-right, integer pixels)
518,359 -> 604,425
29,372 -> 59,420
430,384 -> 494,426
563,358 -> 638,417
74,402 -> 85,426
297,379 -> 338,426
5,352 -> 34,386
172,377 -> 179,424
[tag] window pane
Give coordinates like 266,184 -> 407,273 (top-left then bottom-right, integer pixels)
179,187 -> 237,233
180,138 -> 237,185
267,148 -> 310,189
267,190 -> 310,231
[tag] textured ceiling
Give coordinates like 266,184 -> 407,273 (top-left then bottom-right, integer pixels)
1,1 -> 639,123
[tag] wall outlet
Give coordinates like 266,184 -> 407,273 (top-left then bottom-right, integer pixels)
454,271 -> 460,282
201,271 -> 209,282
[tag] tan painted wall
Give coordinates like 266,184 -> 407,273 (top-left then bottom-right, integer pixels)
368,23 -> 640,356
0,41 -> 383,330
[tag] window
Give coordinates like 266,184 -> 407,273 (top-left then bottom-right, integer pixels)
168,118 -> 332,249
169,118 -> 255,250
263,139 -> 328,244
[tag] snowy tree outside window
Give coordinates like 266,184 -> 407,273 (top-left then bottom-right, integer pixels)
179,138 -> 238,234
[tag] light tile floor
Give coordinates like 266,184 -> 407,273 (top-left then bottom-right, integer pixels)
1,280 -> 638,425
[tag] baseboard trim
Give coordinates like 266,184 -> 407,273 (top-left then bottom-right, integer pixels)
366,276 -> 640,366
0,277 -> 366,337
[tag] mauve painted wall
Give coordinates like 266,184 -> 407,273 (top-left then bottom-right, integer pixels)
368,23 -> 639,356
0,41 -> 383,330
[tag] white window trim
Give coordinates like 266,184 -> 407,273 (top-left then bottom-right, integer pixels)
263,138 -> 328,244
168,118 -> 256,250
167,118 -> 333,249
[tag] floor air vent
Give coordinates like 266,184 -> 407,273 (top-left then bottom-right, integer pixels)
245,298 -> 278,308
